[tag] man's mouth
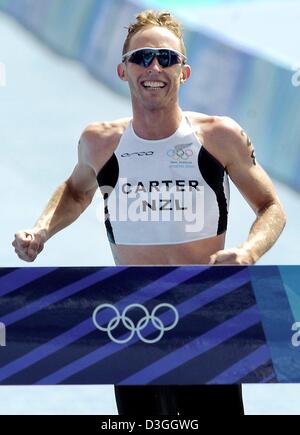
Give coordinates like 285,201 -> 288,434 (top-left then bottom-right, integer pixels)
141,81 -> 167,89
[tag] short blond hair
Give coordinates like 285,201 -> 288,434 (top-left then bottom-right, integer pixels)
123,10 -> 186,56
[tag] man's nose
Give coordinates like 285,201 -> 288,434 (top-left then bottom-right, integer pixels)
147,56 -> 162,72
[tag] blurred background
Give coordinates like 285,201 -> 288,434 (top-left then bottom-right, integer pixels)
0,0 -> 299,415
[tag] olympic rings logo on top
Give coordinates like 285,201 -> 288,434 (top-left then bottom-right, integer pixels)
167,143 -> 194,161
92,303 -> 179,344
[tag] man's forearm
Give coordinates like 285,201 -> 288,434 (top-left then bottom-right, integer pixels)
33,181 -> 87,241
240,202 -> 287,262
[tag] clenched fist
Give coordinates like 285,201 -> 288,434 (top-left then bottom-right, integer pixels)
209,246 -> 257,265
12,229 -> 47,262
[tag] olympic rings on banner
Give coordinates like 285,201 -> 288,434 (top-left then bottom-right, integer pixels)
92,303 -> 179,344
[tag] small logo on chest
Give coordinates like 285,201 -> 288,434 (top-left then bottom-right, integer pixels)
121,151 -> 154,158
167,143 -> 194,166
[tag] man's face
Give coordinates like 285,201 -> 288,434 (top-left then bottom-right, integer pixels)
118,26 -> 191,111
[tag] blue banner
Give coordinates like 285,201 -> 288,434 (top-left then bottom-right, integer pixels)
1,266 -> 299,385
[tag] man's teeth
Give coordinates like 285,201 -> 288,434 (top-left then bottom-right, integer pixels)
143,81 -> 166,88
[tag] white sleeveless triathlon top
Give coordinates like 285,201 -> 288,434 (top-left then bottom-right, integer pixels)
97,113 -> 230,245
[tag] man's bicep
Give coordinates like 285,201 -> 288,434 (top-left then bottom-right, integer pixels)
228,160 -> 279,214
66,130 -> 99,197
68,163 -> 98,194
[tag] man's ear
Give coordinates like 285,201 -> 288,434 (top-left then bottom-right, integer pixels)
180,64 -> 192,84
117,63 -> 127,81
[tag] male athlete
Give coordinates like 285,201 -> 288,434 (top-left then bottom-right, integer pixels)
13,11 -> 286,416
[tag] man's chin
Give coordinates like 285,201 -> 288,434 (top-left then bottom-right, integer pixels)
131,92 -> 168,111
140,94 -> 168,109
142,102 -> 167,112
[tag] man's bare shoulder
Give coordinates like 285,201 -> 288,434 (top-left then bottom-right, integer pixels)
186,112 -> 239,139
187,112 -> 251,168
79,118 -> 131,171
185,111 -> 215,128
81,118 -> 130,148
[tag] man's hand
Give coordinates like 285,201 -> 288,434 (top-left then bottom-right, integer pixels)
209,246 -> 256,265
12,229 -> 47,263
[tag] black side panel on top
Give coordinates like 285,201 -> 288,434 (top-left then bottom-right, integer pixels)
97,154 -> 120,244
198,147 -> 228,235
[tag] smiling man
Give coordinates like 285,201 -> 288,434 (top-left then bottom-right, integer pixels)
13,10 -> 286,415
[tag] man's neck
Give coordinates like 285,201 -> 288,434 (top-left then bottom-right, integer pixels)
132,105 -> 183,140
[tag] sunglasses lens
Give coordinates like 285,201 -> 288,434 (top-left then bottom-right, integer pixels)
142,50 -> 156,67
129,50 -> 149,66
169,52 -> 181,66
128,49 -> 183,68
157,50 -> 171,67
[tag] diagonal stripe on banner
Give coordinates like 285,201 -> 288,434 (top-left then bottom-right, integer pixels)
260,373 -> 277,383
0,267 -> 210,382
0,268 -> 57,297
35,269 -> 250,385
0,268 -> 126,326
120,305 -> 260,385
208,345 -> 272,384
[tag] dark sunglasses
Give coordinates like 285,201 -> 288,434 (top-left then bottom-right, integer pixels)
122,47 -> 187,68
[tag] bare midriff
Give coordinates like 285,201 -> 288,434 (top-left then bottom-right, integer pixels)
110,233 -> 226,265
